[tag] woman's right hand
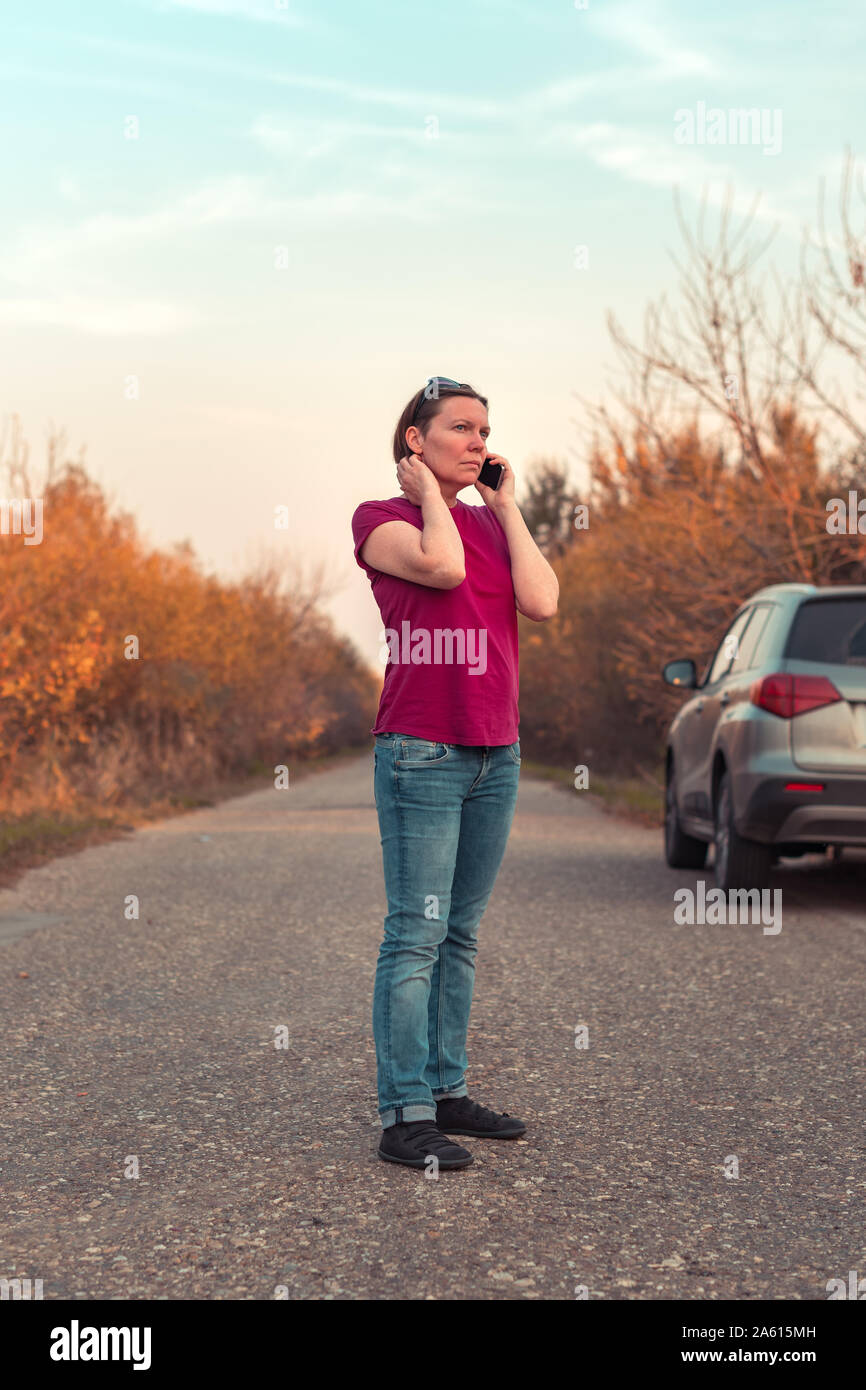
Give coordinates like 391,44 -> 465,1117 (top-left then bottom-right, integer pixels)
397,453 -> 439,507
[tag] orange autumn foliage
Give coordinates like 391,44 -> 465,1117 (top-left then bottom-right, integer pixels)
0,461 -> 378,808
518,407 -> 866,772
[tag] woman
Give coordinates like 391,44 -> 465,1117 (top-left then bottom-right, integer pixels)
351,377 -> 559,1170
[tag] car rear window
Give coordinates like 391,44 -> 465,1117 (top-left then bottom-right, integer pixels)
784,598 -> 866,665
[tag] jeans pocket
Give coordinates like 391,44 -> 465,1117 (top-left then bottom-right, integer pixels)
507,740 -> 521,765
395,736 -> 452,768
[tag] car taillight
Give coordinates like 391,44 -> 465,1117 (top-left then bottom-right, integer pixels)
750,673 -> 842,718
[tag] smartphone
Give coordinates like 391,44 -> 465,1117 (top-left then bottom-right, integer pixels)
478,456 -> 504,490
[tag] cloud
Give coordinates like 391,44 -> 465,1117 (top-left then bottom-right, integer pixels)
3,177 -> 266,287
16,6 -> 715,125
0,0 -> 814,343
58,175 -> 84,201
41,32 -> 515,121
0,170 -> 481,305
0,294 -> 197,335
0,58 -> 170,100
191,403 -> 293,427
588,1 -> 714,75
544,119 -> 800,234
528,5 -> 715,113
149,0 -> 312,26
249,113 -> 446,162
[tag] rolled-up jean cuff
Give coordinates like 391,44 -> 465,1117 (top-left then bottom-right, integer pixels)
431,1083 -> 468,1100
379,1103 -> 437,1127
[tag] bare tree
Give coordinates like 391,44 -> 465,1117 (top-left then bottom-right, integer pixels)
773,147 -> 866,451
576,154 -> 866,485
519,456 -> 581,558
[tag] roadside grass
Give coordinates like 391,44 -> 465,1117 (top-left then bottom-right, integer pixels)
0,743 -> 370,890
521,755 -> 665,829
0,743 -> 667,890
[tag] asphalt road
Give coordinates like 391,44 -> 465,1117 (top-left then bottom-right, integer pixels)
1,752 -> 865,1300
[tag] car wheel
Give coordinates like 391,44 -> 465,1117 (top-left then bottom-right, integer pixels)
714,770 -> 772,891
665,761 -> 708,868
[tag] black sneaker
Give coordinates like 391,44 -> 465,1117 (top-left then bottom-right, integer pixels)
378,1120 -> 474,1169
435,1096 -> 526,1139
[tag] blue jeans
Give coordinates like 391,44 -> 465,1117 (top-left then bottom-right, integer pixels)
372,731 -> 521,1128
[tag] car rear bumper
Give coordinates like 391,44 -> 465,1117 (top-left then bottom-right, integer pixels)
740,775 -> 866,845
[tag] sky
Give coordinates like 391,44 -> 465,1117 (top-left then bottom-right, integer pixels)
1,0 -> 863,671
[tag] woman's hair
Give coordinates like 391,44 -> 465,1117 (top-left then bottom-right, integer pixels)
391,382 -> 488,466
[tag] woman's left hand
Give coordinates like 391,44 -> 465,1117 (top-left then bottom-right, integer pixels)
474,453 -> 515,511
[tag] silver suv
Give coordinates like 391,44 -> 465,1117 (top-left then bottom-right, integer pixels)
662,584 -> 866,890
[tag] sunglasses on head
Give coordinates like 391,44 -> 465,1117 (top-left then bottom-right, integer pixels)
412,376 -> 471,422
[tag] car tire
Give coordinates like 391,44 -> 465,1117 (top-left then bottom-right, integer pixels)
665,761 -> 708,868
714,770 -> 772,891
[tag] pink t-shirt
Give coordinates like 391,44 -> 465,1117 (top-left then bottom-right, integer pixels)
351,495 -> 519,745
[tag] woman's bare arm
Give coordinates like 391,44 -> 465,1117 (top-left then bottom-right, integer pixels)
474,453 -> 559,621
360,455 -> 465,588
494,499 -> 559,619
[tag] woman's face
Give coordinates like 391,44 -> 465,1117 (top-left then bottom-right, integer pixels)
405,395 -> 490,491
